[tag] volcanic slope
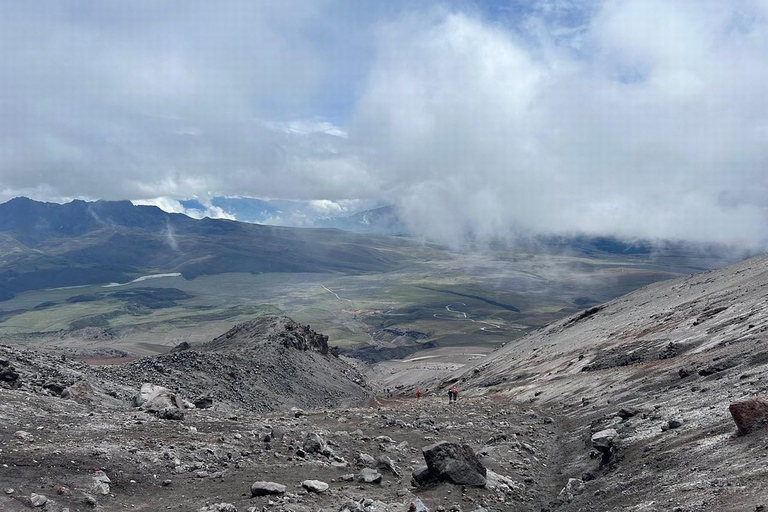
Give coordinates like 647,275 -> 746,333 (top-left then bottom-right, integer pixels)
457,253 -> 768,511
96,316 -> 370,412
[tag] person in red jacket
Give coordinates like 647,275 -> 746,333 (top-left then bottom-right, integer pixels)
451,385 -> 459,403
416,389 -> 422,399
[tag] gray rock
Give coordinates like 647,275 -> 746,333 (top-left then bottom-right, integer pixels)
250,481 -> 286,496
668,419 -> 683,429
92,470 -> 111,495
61,380 -> 94,403
197,504 -> 237,512
556,478 -> 585,504
301,479 -> 329,493
411,465 -> 439,487
376,454 -> 401,477
419,441 -> 487,487
303,433 -> 326,454
357,453 -> 376,467
30,493 -> 48,507
357,467 -> 383,484
271,425 -> 287,441
591,429 -> 618,453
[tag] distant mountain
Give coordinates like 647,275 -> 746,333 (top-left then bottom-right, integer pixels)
314,205 -> 407,235
0,198 -> 412,301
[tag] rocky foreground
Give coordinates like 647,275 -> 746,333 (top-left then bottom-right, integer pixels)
0,383 -> 566,511
4,255 -> 768,511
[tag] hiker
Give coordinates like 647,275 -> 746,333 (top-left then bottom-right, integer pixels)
451,385 -> 459,403
386,388 -> 392,399
447,388 -> 454,403
416,389 -> 422,399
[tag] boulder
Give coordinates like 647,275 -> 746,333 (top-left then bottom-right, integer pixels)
43,381 -> 66,395
357,453 -> 376,467
419,441 -> 487,487
556,478 -> 585,504
411,466 -> 437,487
271,425 -> 287,441
133,383 -> 180,408
303,433 -> 326,454
301,479 -> 329,493
193,396 -> 214,409
357,468 -> 383,484
729,397 -> 768,434
591,429 -> 618,454
376,455 -> 401,477
61,380 -> 94,403
134,383 -> 185,420
30,493 -> 47,507
92,471 -> 111,495
0,360 -> 19,383
197,504 -> 237,512
250,481 -> 286,497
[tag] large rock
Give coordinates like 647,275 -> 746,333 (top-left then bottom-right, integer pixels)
556,478 -> 585,504
132,383 -> 181,408
92,471 -> 111,495
376,454 -> 401,477
303,433 -> 326,454
729,397 -> 768,434
61,380 -> 94,403
591,429 -> 618,454
419,441 -> 487,487
197,504 -> 237,512
301,479 -> 329,493
250,481 -> 286,496
357,468 -> 383,484
0,360 -> 19,384
134,383 -> 185,420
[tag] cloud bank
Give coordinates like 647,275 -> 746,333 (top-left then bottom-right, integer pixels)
1,1 -> 767,247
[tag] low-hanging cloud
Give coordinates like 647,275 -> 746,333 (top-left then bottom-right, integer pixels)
350,1 -> 768,248
1,1 -> 767,248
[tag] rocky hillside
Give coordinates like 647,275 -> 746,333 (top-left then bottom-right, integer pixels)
100,316 -> 369,412
456,254 -> 768,511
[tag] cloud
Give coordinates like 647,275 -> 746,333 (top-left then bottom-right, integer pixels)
348,1 -> 768,248
1,1 -> 767,248
132,197 -> 235,221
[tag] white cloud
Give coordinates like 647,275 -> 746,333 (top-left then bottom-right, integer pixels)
1,1 -> 768,248
132,197 -> 235,220
347,2 -> 768,248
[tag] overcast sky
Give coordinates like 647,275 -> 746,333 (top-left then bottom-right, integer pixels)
1,0 -> 767,247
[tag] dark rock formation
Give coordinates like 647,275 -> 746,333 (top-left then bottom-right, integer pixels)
416,441 -> 487,487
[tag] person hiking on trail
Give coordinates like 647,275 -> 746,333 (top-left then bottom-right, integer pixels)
416,389 -> 422,399
447,388 -> 454,403
451,385 -> 459,403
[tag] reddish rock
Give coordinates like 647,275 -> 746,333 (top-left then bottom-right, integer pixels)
729,398 -> 768,434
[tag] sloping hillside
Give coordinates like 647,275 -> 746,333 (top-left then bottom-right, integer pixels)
0,198 -> 412,300
456,254 -> 768,510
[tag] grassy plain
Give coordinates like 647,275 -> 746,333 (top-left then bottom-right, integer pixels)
0,242 -> 737,356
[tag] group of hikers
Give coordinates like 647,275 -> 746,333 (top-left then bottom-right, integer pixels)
408,385 -> 458,403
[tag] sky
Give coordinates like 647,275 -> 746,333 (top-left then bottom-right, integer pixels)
1,0 -> 767,248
